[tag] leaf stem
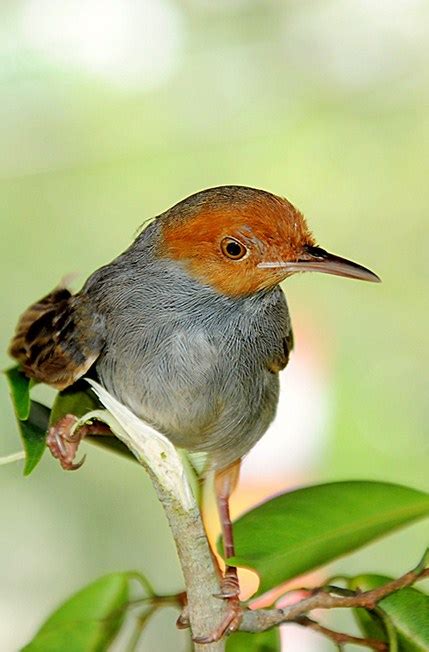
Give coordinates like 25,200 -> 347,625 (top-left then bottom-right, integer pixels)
126,606 -> 157,652
0,450 -> 25,466
127,593 -> 184,610
297,616 -> 387,651
127,571 -> 156,598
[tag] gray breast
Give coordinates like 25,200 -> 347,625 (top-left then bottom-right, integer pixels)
85,234 -> 292,470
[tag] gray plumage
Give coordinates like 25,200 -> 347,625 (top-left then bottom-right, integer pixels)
10,186 -> 304,472
83,217 -> 292,470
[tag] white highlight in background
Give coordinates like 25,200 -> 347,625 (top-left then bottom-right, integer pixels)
18,0 -> 184,89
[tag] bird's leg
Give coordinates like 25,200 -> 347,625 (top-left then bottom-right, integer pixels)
46,414 -> 111,471
194,459 -> 242,644
215,460 -> 241,597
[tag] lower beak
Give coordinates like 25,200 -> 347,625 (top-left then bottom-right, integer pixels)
259,246 -> 381,283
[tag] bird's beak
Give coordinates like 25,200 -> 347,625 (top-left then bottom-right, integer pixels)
258,246 -> 381,283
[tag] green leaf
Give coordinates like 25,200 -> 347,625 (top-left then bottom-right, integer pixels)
222,481 -> 429,596
22,573 -> 130,652
226,628 -> 280,652
5,366 -> 32,420
4,366 -> 47,474
49,384 -> 101,426
353,605 -> 387,643
350,574 -> 429,652
18,401 -> 49,475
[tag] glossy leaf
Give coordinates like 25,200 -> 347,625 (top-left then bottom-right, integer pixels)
353,605 -> 387,643
226,628 -> 280,652
5,366 -> 32,420
17,401 -> 49,475
22,573 -> 129,652
350,574 -> 429,652
223,481 -> 429,596
5,366 -> 48,474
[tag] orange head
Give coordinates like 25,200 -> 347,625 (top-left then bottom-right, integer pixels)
158,186 -> 380,297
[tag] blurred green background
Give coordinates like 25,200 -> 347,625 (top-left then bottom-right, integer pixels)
1,1 -> 428,650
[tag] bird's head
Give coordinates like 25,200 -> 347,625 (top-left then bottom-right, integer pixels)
158,186 -> 380,296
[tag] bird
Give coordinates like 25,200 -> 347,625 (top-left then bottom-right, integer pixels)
9,185 -> 380,642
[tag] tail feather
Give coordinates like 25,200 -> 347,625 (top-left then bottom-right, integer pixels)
9,285 -> 104,390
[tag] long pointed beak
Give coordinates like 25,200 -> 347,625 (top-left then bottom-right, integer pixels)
258,246 -> 381,283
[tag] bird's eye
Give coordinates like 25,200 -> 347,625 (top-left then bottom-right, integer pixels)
221,237 -> 247,260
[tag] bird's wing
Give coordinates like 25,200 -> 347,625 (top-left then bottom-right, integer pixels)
285,327 -> 294,359
266,327 -> 294,373
9,285 -> 105,390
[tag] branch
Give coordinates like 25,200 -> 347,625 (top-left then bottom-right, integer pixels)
240,562 -> 429,634
297,617 -> 387,651
86,380 -> 228,652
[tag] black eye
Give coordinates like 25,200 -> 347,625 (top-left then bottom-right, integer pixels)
221,237 -> 247,260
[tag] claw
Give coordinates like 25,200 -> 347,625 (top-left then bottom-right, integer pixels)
193,595 -> 242,644
176,605 -> 190,630
47,414 -> 86,471
213,589 -> 238,599
213,571 -> 240,599
193,569 -> 242,643
64,428 -> 83,443
68,454 -> 87,471
47,414 -> 112,470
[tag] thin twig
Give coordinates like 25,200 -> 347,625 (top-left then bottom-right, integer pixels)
127,571 -> 156,598
298,617 -> 387,651
127,593 -> 184,611
0,450 -> 25,466
126,606 -> 157,652
120,558 -> 428,649
240,564 -> 429,633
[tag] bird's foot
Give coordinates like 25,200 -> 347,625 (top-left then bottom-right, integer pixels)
176,604 -> 190,630
46,414 -> 111,471
214,569 -> 241,599
193,571 -> 243,644
47,414 -> 85,470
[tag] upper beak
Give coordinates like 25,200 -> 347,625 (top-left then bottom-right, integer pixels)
258,246 -> 381,283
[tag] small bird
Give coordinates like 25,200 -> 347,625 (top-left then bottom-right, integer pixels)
9,186 -> 380,641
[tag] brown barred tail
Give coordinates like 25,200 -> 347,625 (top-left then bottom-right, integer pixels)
9,284 -> 104,390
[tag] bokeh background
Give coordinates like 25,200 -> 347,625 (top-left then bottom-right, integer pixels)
1,1 -> 428,650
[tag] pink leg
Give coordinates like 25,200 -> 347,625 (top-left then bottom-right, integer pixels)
193,459 -> 243,644
216,463 -> 241,597
47,414 -> 111,471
